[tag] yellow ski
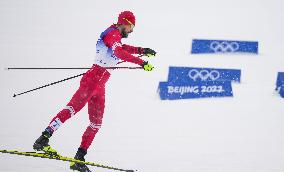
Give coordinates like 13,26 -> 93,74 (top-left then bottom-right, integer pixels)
0,149 -> 134,172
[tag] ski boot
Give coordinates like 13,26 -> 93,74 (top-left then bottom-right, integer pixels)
70,148 -> 91,172
33,130 -> 57,156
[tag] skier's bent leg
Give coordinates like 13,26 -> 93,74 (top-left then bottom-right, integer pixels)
47,84 -> 95,134
33,83 -> 96,152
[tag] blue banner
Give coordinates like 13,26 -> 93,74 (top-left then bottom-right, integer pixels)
167,66 -> 241,83
280,86 -> 284,98
276,72 -> 284,91
159,81 -> 233,100
191,39 -> 258,54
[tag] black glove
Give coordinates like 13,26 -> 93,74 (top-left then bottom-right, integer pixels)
143,48 -> 156,57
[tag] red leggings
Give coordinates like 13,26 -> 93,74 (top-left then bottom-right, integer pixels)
48,65 -> 110,150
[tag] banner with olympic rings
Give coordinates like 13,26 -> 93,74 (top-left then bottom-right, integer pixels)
167,67 -> 241,83
276,72 -> 284,90
279,87 -> 284,98
158,66 -> 240,100
191,39 -> 258,54
276,72 -> 284,98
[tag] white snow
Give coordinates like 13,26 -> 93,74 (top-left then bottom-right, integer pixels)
0,0 -> 284,172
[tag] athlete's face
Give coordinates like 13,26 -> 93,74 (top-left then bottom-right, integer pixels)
124,24 -> 134,33
121,24 -> 134,38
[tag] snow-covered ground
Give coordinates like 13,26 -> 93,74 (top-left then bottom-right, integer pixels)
1,0 -> 284,172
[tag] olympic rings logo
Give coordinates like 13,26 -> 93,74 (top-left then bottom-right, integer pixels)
188,69 -> 220,81
210,41 -> 239,53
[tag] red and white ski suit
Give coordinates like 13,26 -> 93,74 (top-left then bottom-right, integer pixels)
48,25 -> 144,150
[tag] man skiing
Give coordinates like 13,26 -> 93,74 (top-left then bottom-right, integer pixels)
33,11 -> 156,172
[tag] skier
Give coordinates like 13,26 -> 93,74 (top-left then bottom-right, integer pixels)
33,11 -> 156,172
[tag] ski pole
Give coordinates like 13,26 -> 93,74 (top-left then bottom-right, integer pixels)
13,66 -> 142,98
6,67 -> 90,70
13,72 -> 85,98
5,66 -> 142,70
5,55 -> 145,71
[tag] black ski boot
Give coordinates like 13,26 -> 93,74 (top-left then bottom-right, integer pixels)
33,130 -> 57,155
70,148 -> 91,172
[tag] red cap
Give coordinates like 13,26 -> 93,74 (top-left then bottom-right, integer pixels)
117,11 -> 135,26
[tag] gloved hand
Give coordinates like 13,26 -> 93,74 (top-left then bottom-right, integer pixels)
141,61 -> 154,71
143,48 -> 156,57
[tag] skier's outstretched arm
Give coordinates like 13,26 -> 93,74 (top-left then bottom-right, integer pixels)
104,30 -> 155,71
122,44 -> 143,55
122,44 -> 157,57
